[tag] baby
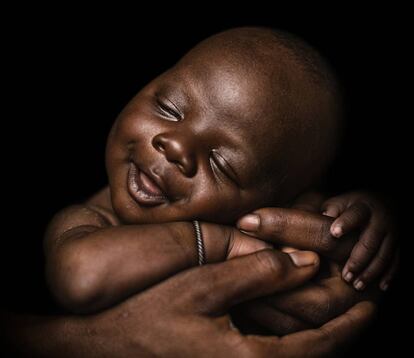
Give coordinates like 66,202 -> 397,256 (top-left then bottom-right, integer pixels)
44,27 -> 396,316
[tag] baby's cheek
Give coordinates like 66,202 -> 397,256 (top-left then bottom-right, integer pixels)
228,236 -> 272,259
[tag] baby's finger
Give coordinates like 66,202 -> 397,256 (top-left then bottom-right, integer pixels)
330,202 -> 371,238
351,234 -> 395,290
342,218 -> 387,282
321,198 -> 346,218
379,250 -> 399,291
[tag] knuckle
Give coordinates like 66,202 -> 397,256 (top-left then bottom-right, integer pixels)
254,250 -> 286,281
351,202 -> 369,216
347,258 -> 362,272
308,288 -> 333,325
359,239 -> 377,253
266,210 -> 287,236
318,326 -> 334,347
184,268 -> 222,311
375,252 -> 389,267
313,222 -> 336,253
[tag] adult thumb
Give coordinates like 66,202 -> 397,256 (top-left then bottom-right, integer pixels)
180,249 -> 319,314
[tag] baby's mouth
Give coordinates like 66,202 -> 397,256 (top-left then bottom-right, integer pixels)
127,162 -> 168,206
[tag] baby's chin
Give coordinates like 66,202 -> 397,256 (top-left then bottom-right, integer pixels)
111,194 -> 175,224
111,193 -> 242,226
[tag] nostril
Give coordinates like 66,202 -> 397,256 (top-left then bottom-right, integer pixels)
175,161 -> 185,173
155,142 -> 165,152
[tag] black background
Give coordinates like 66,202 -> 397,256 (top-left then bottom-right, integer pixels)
2,8 -> 407,356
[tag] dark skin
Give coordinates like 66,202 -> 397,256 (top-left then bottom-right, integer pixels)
233,191 -> 384,334
6,195 -> 381,356
39,28 -> 393,355
3,248 -> 376,357
105,29 -> 338,226
46,28 -> 339,313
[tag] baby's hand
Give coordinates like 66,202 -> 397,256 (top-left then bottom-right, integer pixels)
322,191 -> 398,291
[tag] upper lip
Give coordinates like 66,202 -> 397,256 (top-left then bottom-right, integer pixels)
134,161 -> 168,198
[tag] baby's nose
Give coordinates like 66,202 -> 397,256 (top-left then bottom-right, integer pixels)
152,132 -> 197,177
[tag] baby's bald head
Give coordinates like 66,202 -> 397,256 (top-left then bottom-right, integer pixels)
107,27 -> 344,225
174,27 -> 343,203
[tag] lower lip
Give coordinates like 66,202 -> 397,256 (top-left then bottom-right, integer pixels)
127,163 -> 168,206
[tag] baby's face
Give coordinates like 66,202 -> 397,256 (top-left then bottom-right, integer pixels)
106,56 -> 300,225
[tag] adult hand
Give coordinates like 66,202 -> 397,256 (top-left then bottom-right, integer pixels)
232,272 -> 377,335
236,203 -> 357,264
233,192 -> 379,335
4,250 -> 375,357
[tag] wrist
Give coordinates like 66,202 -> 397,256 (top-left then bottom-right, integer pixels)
168,221 -> 231,264
198,222 -> 232,263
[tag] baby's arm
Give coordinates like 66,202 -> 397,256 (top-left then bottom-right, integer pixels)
321,191 -> 398,291
44,188 -> 268,314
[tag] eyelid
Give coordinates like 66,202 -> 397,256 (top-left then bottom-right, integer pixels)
211,149 -> 239,184
156,96 -> 183,120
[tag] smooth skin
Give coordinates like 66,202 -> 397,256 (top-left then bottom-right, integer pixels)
322,191 -> 398,291
234,192 -> 382,334
35,28 -> 390,355
238,191 -> 399,294
45,28 -> 343,314
105,28 -> 341,226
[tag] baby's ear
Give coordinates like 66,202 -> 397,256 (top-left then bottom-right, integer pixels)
227,230 -> 271,259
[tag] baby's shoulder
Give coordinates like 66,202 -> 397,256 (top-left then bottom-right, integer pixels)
45,187 -> 120,245
85,186 -> 120,226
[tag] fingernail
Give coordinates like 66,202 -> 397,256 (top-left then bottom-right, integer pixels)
237,214 -> 260,232
343,271 -> 353,282
332,225 -> 343,237
281,247 -> 297,253
322,211 -> 329,216
380,282 -> 389,291
354,280 -> 365,290
288,251 -> 319,267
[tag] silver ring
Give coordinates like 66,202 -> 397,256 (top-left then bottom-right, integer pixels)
192,220 -> 205,265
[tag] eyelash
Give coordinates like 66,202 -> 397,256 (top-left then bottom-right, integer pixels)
210,151 -> 236,185
154,99 -> 236,185
210,156 -> 227,181
156,99 -> 182,121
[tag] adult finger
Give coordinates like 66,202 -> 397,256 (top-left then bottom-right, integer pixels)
236,208 -> 356,261
234,300 -> 311,335
275,301 -> 377,356
240,301 -> 377,357
167,249 -> 319,315
265,277 -> 366,326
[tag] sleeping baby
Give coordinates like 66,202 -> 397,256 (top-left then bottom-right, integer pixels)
44,27 -> 395,318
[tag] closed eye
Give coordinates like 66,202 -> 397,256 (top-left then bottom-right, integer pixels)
210,150 -> 239,185
156,98 -> 182,121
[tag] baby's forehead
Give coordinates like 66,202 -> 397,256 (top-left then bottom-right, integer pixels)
158,67 -> 288,142
157,58 -> 288,128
